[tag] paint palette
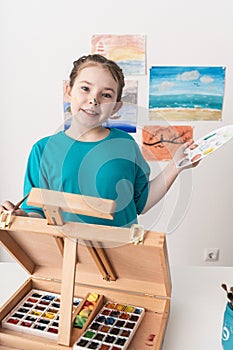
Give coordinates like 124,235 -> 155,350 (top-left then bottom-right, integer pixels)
177,125 -> 233,168
73,301 -> 145,350
2,289 -> 82,340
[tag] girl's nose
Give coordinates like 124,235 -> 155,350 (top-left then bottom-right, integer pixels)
89,98 -> 98,106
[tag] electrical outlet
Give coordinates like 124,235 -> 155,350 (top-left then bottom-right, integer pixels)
204,248 -> 220,262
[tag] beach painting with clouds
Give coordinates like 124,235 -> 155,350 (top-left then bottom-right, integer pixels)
149,66 -> 226,121
91,34 -> 146,76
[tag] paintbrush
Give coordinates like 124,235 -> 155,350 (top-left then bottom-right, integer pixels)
222,283 -> 233,309
222,284 -> 228,293
0,193 -> 30,229
13,193 -> 30,211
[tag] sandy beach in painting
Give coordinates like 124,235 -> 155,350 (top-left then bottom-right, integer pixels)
149,108 -> 222,121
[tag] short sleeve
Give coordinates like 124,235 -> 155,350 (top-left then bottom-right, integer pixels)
21,143 -> 47,217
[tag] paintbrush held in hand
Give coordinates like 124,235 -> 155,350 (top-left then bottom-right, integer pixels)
12,193 -> 29,211
221,284 -> 233,309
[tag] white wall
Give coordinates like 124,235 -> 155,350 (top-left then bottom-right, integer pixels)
1,0 -> 233,265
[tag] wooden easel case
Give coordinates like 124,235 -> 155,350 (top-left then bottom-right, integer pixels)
0,188 -> 171,350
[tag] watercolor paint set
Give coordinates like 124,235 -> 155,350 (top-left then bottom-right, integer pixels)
73,292 -> 104,332
0,189 -> 171,350
177,124 -> 233,168
73,301 -> 145,350
1,289 -> 83,340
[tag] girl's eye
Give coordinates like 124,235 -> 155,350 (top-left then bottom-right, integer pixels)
81,86 -> 89,92
102,93 -> 112,99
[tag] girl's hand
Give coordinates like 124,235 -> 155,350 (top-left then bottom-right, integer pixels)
173,139 -> 200,170
0,201 -> 28,216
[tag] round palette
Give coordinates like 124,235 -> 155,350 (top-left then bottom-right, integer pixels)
176,125 -> 233,168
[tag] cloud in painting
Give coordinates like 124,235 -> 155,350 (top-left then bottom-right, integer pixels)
177,70 -> 200,81
158,81 -> 175,91
200,75 -> 214,84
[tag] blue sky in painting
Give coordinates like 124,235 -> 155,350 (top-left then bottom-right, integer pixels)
149,66 -> 226,110
149,66 -> 225,96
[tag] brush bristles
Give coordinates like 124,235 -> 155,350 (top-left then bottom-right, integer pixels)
221,283 -> 228,292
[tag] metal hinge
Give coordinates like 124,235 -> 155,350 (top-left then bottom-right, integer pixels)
33,275 -> 62,283
0,211 -> 12,229
103,273 -> 111,282
144,293 -> 156,298
130,224 -> 145,245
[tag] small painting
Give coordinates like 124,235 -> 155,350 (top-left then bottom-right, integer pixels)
103,80 -> 138,132
142,125 -> 193,161
149,66 -> 226,121
91,34 -> 146,75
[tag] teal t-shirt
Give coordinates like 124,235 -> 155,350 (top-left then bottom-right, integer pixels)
22,128 -> 150,228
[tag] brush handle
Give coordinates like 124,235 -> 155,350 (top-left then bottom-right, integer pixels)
13,193 -> 29,210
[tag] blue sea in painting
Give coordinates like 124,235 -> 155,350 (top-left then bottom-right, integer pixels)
149,93 -> 223,110
103,122 -> 136,133
149,66 -> 225,111
117,60 -> 145,76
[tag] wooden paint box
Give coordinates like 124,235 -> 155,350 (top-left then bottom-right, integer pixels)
0,188 -> 171,350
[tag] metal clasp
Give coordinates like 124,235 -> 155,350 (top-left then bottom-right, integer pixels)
0,210 -> 12,229
130,224 -> 144,245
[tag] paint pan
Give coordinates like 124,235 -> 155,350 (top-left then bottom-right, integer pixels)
2,289 -> 82,340
176,124 -> 233,168
73,301 -> 145,350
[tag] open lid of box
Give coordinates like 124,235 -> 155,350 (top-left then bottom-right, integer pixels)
0,188 -> 171,300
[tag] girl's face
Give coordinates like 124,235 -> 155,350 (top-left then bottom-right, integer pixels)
66,65 -> 122,130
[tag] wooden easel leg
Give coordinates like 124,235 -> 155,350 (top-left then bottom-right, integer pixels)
58,236 -> 77,346
84,240 -> 117,281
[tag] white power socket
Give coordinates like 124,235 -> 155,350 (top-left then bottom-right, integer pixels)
204,248 -> 220,262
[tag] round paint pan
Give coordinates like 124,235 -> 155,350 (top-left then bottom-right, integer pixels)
176,124 -> 233,168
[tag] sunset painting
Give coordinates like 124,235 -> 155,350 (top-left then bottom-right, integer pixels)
91,34 -> 146,75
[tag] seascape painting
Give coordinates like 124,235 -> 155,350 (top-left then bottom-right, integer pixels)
142,125 -> 193,161
149,66 -> 226,121
91,34 -> 146,76
103,80 -> 138,133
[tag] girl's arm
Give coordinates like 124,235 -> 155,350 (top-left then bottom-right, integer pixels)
141,140 -> 195,214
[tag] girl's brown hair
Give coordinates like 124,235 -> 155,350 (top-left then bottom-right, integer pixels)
69,54 -> 125,102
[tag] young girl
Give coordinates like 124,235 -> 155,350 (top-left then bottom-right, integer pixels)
0,54 -> 194,228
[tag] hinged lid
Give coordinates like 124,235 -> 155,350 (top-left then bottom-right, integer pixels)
0,218 -> 171,300
0,189 -> 171,299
